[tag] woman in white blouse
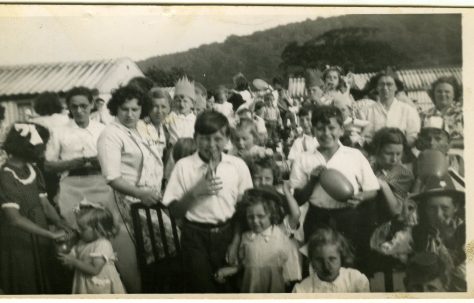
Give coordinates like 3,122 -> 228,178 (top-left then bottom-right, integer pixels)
97,85 -> 167,293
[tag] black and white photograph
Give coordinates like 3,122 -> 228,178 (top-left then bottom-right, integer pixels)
0,5 -> 470,297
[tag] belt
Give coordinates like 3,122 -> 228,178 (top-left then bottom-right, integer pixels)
183,218 -> 231,233
68,167 -> 102,177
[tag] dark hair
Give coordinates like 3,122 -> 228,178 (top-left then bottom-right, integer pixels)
3,123 -> 50,162
34,92 -> 63,116
323,66 -> 346,92
370,127 -> 408,155
298,106 -> 311,118
194,110 -> 230,137
394,78 -> 406,93
172,138 -> 197,162
254,101 -> 265,112
127,77 -> 155,94
249,156 -> 281,186
366,70 -> 399,95
307,227 -> 355,267
108,85 -> 152,118
415,127 -> 450,151
428,76 -> 462,103
311,105 -> 344,127
65,86 -> 93,106
234,75 -> 249,91
237,187 -> 285,231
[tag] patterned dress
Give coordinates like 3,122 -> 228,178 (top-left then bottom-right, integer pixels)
420,102 -> 464,140
0,163 -> 55,294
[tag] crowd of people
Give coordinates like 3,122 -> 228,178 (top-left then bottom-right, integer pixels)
0,65 -> 465,295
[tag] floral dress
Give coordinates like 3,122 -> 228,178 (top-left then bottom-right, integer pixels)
71,238 -> 126,294
420,102 -> 464,141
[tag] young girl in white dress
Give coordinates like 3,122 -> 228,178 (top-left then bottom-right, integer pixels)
214,182 -> 300,293
293,227 -> 370,293
58,200 -> 126,294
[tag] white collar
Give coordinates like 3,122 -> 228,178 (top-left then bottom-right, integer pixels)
191,151 -> 233,169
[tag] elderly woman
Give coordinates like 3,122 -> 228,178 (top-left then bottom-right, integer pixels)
421,76 -> 463,149
136,87 -> 172,161
97,85 -> 172,293
358,71 -> 421,146
411,174 -> 466,291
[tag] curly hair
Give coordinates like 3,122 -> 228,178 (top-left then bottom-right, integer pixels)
65,86 -> 94,106
108,85 -> 152,118
307,227 -> 355,267
323,66 -> 347,92
236,187 -> 285,232
311,105 -> 344,127
428,76 -> 462,103
75,205 -> 119,240
3,123 -> 50,162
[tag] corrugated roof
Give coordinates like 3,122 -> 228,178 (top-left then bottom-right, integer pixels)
0,58 -> 139,97
351,66 -> 462,91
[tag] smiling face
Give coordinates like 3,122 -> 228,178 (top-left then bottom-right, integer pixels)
234,128 -> 255,151
117,98 -> 142,129
311,244 -> 342,282
149,98 -> 170,125
174,94 -> 193,115
195,127 -> 228,163
252,167 -> 274,187
434,82 -> 455,111
69,95 -> 92,126
313,118 -> 344,151
246,202 -> 272,234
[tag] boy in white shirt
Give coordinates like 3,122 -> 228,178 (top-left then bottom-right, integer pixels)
288,107 -> 319,163
290,105 -> 379,247
162,110 -> 253,292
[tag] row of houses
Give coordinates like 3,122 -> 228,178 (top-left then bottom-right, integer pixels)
0,58 -> 462,125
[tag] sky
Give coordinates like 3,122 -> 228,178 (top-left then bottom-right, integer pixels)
0,5 -> 344,65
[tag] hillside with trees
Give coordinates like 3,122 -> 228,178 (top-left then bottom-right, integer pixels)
138,14 -> 461,88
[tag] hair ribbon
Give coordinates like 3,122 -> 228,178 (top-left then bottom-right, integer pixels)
14,124 -> 43,145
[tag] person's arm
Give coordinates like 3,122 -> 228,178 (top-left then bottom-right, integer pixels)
378,179 -> 402,216
39,195 -> 73,229
282,181 -> 300,229
168,173 -> 223,219
58,254 -> 106,276
293,166 -> 325,205
2,207 -> 66,240
44,157 -> 87,173
109,177 -> 160,206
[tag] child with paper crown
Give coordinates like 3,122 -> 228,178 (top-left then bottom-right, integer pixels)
167,76 -> 197,145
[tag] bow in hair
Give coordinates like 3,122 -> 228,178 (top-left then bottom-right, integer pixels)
72,197 -> 105,213
14,123 -> 43,145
